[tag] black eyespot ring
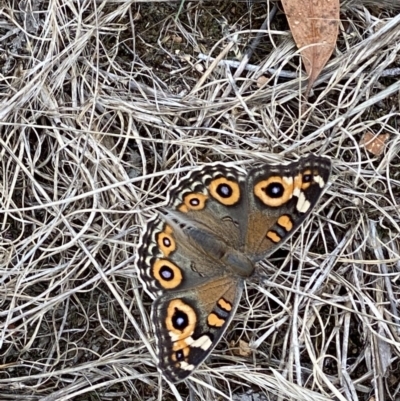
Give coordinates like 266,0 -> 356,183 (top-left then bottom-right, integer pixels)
265,182 -> 284,198
216,183 -> 233,198
189,198 -> 200,206
160,265 -> 174,281
172,309 -> 189,330
175,350 -> 184,361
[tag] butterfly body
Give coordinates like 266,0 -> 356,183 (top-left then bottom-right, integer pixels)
136,155 -> 331,383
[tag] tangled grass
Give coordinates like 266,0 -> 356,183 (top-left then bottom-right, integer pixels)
1,1 -> 400,400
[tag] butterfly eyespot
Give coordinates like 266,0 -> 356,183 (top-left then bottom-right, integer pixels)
157,225 -> 176,255
265,182 -> 284,198
152,259 -> 183,289
178,193 -> 208,212
254,176 -> 292,207
296,169 -> 313,190
175,350 -> 185,361
171,346 -> 189,362
209,177 -> 240,206
166,300 -> 196,337
216,183 -> 233,198
173,310 -> 189,330
160,265 -> 173,280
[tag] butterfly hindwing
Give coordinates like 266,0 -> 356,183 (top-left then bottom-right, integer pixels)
136,213 -> 234,299
151,276 -> 244,383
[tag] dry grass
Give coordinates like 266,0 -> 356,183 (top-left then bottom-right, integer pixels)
1,0 -> 400,400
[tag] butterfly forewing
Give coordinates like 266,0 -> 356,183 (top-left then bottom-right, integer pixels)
244,155 -> 331,261
166,163 -> 248,249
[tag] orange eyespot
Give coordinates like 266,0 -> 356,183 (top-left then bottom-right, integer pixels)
165,299 -> 196,338
152,259 -> 183,289
254,176 -> 293,207
157,225 -> 176,256
294,169 -> 320,191
209,177 -> 241,206
178,192 -> 208,212
171,346 -> 189,361
296,170 -> 312,190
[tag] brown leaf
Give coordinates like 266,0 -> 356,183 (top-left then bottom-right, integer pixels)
281,0 -> 340,97
360,132 -> 390,156
256,75 -> 270,88
230,339 -> 252,357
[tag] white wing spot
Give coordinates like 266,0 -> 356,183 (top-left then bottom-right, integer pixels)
296,192 -> 311,213
313,175 -> 325,188
191,335 -> 213,350
293,187 -> 301,198
180,361 -> 195,371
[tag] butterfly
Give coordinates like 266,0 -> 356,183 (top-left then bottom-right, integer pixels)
136,155 -> 331,382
